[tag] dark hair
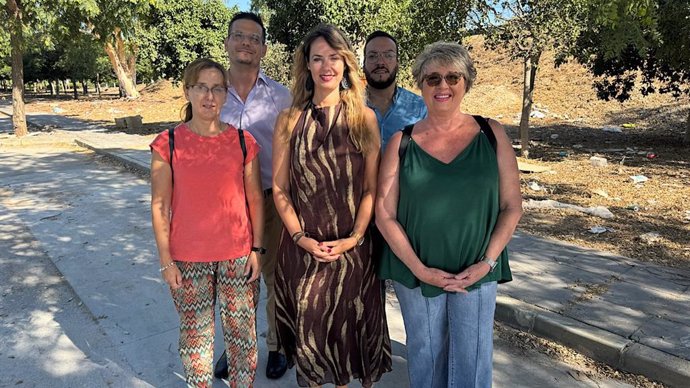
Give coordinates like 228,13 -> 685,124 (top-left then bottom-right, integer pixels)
364,30 -> 398,55
181,58 -> 228,122
228,12 -> 266,43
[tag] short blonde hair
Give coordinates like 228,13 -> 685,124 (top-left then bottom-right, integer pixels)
412,41 -> 477,92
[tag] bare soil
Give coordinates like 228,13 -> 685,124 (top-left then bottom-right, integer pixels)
495,323 -> 665,387
17,36 -> 690,270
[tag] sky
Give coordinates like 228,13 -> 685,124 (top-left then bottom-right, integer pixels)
224,0 -> 251,11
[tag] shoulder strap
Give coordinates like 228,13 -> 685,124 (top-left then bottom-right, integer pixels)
238,128 -> 247,162
168,127 -> 175,184
398,124 -> 415,166
472,115 -> 497,153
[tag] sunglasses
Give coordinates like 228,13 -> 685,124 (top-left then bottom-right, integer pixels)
423,72 -> 463,87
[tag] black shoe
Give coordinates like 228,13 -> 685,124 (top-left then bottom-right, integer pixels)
265,351 -> 287,379
213,350 -> 228,380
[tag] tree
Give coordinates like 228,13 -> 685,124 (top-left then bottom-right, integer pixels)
574,0 -> 690,144
398,0 -> 470,64
0,21 -> 11,91
470,0 -> 586,157
138,0 -> 236,81
262,0 -> 417,53
59,35 -> 107,98
3,0 -> 28,136
262,42 -> 291,85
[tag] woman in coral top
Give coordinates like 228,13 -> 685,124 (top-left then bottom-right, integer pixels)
150,58 -> 264,388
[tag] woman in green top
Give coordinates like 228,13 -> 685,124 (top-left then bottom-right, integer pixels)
376,41 -> 522,388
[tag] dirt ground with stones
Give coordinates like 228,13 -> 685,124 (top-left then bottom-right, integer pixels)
11,36 -> 690,272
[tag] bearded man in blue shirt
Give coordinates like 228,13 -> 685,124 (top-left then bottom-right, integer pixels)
364,31 -> 427,151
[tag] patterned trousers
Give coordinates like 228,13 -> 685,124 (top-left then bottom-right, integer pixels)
171,257 -> 259,388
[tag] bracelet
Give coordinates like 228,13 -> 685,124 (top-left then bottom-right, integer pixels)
159,261 -> 177,273
349,231 -> 364,246
291,231 -> 309,244
291,231 -> 304,242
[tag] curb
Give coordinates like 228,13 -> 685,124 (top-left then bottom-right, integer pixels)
496,295 -> 690,387
74,137 -> 151,176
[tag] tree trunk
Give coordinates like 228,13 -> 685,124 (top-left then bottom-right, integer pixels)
6,0 -> 27,137
104,29 -> 139,99
72,79 -> 78,99
683,108 -> 690,145
61,80 -> 67,93
519,52 -> 541,158
81,79 -> 88,95
96,73 -> 101,97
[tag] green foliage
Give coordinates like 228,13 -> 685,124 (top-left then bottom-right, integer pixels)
575,0 -> 689,101
59,35 -> 111,81
399,0 -> 469,64
138,0 -> 236,81
0,27 -> 9,81
260,0 -> 472,85
262,0 -> 324,52
262,41 -> 292,85
262,0 -> 424,53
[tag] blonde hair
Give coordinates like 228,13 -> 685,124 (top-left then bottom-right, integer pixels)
180,58 -> 228,122
288,24 -> 373,153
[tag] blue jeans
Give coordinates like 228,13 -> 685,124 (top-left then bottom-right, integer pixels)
394,281 -> 497,388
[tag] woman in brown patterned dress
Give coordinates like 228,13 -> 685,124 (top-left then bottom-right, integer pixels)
271,24 -> 391,387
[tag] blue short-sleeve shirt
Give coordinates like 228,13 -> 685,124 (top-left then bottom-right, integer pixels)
368,86 -> 427,150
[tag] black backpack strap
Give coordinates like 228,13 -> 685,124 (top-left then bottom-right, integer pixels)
398,124 -> 415,166
168,127 -> 175,184
472,115 -> 497,153
238,128 -> 247,162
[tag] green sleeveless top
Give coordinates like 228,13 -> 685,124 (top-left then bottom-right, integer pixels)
378,129 -> 512,297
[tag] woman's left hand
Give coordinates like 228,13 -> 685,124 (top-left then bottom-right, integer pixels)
317,237 -> 357,259
443,262 -> 491,293
244,252 -> 262,282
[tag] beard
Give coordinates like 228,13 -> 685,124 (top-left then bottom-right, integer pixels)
365,65 -> 398,89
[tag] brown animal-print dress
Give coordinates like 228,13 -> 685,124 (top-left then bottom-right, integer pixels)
275,102 -> 392,387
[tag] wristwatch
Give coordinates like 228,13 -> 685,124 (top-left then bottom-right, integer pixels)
251,246 -> 267,254
479,256 -> 497,272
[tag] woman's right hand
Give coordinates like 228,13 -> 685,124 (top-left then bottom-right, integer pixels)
414,266 -> 455,289
162,264 -> 182,290
298,237 -> 342,263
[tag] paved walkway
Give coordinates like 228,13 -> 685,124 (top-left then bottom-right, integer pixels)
2,105 -> 689,387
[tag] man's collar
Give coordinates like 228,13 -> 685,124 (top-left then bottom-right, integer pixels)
228,67 -> 266,88
257,70 -> 269,86
391,85 -> 401,103
366,84 -> 399,102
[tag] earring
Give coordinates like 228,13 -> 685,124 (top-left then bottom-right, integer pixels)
340,76 -> 350,90
306,73 -> 314,92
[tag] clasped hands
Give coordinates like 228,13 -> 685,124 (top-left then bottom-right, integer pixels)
415,262 -> 491,293
297,235 -> 358,263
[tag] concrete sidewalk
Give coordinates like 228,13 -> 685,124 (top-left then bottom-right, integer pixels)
2,105 -> 689,386
74,129 -> 690,387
